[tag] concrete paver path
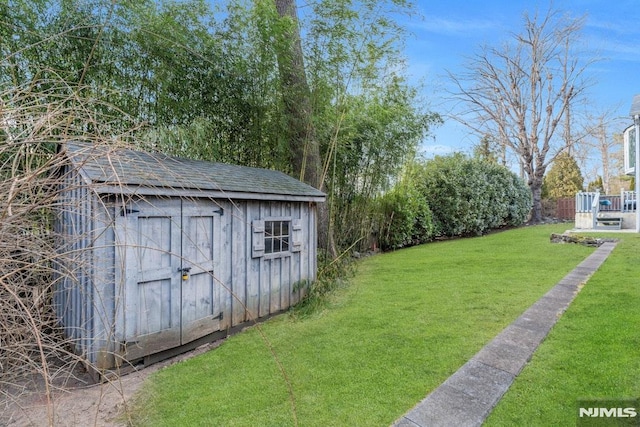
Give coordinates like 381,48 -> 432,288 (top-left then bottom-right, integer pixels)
392,241 -> 618,427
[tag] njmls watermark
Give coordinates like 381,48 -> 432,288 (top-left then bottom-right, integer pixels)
577,399 -> 640,426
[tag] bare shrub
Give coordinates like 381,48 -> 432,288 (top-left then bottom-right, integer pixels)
0,78 -> 305,425
0,77 -> 137,423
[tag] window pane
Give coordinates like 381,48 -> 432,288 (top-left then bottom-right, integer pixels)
263,220 -> 291,254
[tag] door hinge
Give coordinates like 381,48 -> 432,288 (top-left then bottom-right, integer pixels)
120,208 -> 140,216
213,207 -> 224,216
215,311 -> 223,321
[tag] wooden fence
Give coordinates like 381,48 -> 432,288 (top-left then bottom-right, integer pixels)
555,198 -> 576,220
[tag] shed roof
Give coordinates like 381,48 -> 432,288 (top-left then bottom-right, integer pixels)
631,94 -> 640,118
63,141 -> 325,202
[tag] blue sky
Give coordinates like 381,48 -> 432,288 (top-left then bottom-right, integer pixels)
399,0 -> 640,164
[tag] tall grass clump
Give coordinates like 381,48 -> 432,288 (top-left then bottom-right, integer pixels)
292,249 -> 357,317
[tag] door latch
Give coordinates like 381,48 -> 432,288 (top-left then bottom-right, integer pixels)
178,267 -> 191,281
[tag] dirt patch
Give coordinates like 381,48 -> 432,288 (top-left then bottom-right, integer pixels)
1,340 -> 225,427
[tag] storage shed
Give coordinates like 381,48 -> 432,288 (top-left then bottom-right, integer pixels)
54,142 -> 325,373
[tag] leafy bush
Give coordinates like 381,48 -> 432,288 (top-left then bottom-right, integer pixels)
499,168 -> 533,226
375,183 -> 434,250
416,154 -> 531,237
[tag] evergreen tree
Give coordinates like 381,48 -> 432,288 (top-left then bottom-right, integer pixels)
542,152 -> 584,199
587,176 -> 604,192
473,134 -> 500,164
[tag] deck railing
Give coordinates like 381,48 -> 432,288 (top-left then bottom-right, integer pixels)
576,191 -> 637,214
591,192 -> 599,229
576,192 -> 597,213
622,191 -> 637,212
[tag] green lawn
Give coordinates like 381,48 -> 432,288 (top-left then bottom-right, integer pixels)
128,224 -> 597,426
485,231 -> 640,426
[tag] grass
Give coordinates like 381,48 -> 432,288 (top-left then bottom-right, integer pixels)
485,231 -> 640,426
128,224 -> 596,426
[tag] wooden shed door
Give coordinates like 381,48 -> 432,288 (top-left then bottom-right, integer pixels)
116,198 -> 221,360
180,201 -> 222,344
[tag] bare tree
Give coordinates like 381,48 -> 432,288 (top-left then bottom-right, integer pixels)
448,8 -> 596,222
579,110 -> 626,194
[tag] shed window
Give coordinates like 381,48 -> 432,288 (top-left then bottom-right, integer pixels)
265,220 -> 290,254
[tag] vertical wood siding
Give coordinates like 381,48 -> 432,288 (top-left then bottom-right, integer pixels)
55,169 -> 319,370
54,165 -> 100,363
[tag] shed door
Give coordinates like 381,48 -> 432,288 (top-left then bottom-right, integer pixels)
180,202 -> 222,343
116,198 -> 221,361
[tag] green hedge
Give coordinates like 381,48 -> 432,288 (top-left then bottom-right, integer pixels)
416,154 -> 531,237
375,183 -> 434,250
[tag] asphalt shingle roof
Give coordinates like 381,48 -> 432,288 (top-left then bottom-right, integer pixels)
63,141 -> 325,200
631,94 -> 640,117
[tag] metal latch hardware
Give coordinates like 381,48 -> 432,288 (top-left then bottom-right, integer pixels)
178,267 -> 191,281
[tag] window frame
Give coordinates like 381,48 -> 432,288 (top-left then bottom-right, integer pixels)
264,218 -> 291,257
624,124 -> 636,176
251,216 -> 303,259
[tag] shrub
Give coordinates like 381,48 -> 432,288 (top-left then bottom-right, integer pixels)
416,154 -> 531,237
375,183 -> 434,250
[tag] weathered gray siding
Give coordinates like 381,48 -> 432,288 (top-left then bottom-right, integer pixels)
55,183 -> 318,370
91,196 -> 118,367
229,200 -> 316,325
54,164 -> 98,362
54,143 -> 323,372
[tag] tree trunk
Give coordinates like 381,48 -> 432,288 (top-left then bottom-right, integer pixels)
273,0 -> 335,257
530,179 -> 543,223
598,120 -> 610,194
